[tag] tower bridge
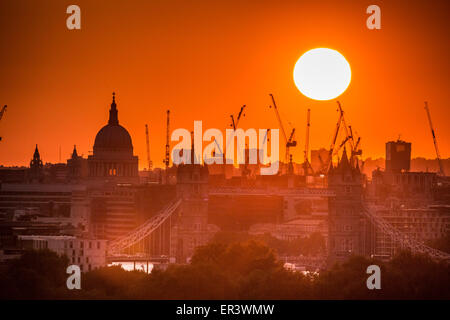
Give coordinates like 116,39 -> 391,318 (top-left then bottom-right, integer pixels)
106,183 -> 450,267
105,146 -> 449,268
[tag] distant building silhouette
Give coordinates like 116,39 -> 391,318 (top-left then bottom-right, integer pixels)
67,145 -> 87,182
29,144 -> 43,183
386,140 -> 411,173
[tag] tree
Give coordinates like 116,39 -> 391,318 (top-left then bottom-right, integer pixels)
0,249 -> 69,299
1,246 -> 448,299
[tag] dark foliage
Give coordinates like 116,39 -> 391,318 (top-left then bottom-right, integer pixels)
0,243 -> 449,300
0,249 -> 69,299
211,231 -> 326,256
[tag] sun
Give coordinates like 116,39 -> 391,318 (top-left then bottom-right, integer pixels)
293,48 -> 351,101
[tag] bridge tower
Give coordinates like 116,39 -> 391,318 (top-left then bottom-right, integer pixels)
327,148 -> 370,266
172,160 -> 209,263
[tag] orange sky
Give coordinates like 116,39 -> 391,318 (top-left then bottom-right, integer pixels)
0,0 -> 449,169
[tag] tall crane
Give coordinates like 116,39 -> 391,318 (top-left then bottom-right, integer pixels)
424,102 -> 445,176
164,110 -> 170,180
212,106 -> 246,160
337,103 -> 362,162
145,124 -> 153,170
324,101 -> 362,171
0,105 -> 6,142
216,105 -> 247,164
332,136 -> 350,157
262,128 -> 271,146
303,108 -> 313,175
324,106 -> 343,172
229,105 -> 249,176
269,94 -> 297,168
352,135 -> 362,167
0,105 -> 6,121
337,101 -> 354,152
230,105 -> 246,130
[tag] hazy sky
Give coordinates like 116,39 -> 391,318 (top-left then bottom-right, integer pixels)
0,0 -> 449,168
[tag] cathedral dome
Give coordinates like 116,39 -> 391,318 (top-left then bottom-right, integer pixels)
93,92 -> 133,156
94,124 -> 133,151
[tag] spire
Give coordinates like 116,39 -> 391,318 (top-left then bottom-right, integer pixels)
30,144 -> 43,169
334,146 -> 351,174
108,92 -> 119,125
72,145 -> 78,159
340,147 -> 349,166
33,144 -> 40,160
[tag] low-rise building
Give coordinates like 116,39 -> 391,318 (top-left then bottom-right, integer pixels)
0,183 -> 90,233
370,170 -> 436,200
18,235 -> 107,272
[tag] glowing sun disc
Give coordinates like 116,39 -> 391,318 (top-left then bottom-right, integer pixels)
293,48 -> 351,101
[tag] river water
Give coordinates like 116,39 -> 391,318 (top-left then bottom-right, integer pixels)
108,261 -> 154,273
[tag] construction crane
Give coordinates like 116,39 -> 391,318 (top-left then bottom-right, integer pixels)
269,94 -> 297,168
337,101 -> 354,152
337,102 -> 362,164
262,128 -> 271,145
230,105 -> 246,130
256,128 -> 271,166
324,101 -> 362,171
145,124 -> 153,171
352,136 -> 362,167
215,104 -> 248,164
332,135 -> 352,158
424,102 -> 445,176
324,106 -> 343,172
303,108 -> 313,176
353,136 -> 361,154
164,110 -> 170,181
229,104 -> 249,176
0,105 -> 6,121
0,105 -> 6,142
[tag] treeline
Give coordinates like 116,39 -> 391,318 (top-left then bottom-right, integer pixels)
211,231 -> 326,256
0,241 -> 449,299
